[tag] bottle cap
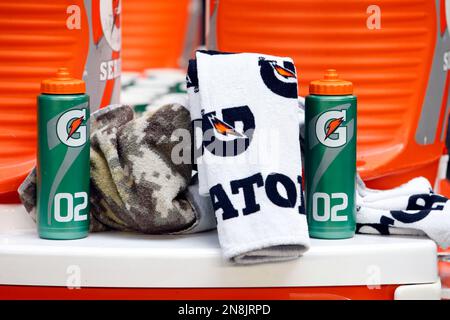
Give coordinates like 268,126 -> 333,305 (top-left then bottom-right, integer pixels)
40,68 -> 85,94
309,69 -> 353,95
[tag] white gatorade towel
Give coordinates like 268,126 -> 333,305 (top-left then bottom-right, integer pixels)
188,51 -> 310,264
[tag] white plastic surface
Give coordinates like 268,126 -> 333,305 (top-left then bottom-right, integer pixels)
394,280 -> 442,300
0,205 -> 439,288
442,288 -> 450,300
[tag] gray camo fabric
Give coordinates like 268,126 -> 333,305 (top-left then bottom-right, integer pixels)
18,103 -> 204,234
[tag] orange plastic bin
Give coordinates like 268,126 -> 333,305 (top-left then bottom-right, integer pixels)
207,0 -> 450,189
0,0 -> 121,202
122,0 -> 201,71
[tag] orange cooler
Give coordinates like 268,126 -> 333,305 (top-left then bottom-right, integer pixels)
207,0 -> 450,189
0,0 -> 121,202
122,0 -> 202,71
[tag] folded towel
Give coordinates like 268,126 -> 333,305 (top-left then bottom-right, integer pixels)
356,176 -> 450,248
18,104 -> 216,234
190,50 -> 310,264
187,58 -> 209,196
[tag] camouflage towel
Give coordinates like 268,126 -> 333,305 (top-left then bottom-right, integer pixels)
19,103 -> 214,234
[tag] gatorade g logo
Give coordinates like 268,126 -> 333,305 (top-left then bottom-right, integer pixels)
56,109 -> 87,147
99,0 -> 121,52
258,57 -> 298,99
202,106 -> 255,157
316,110 -> 347,148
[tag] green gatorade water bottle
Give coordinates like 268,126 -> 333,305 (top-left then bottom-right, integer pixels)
305,69 -> 357,239
37,68 -> 90,240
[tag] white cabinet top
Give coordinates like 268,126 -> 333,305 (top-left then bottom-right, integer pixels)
0,205 -> 438,288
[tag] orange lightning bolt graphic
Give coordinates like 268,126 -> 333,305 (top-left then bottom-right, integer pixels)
273,64 -> 296,79
67,116 -> 84,140
209,116 -> 247,138
325,117 -> 344,140
112,0 -> 121,29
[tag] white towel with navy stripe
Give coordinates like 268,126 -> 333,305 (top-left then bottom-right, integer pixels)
187,58 -> 210,196
188,51 -> 310,264
298,100 -> 450,248
356,176 -> 450,248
